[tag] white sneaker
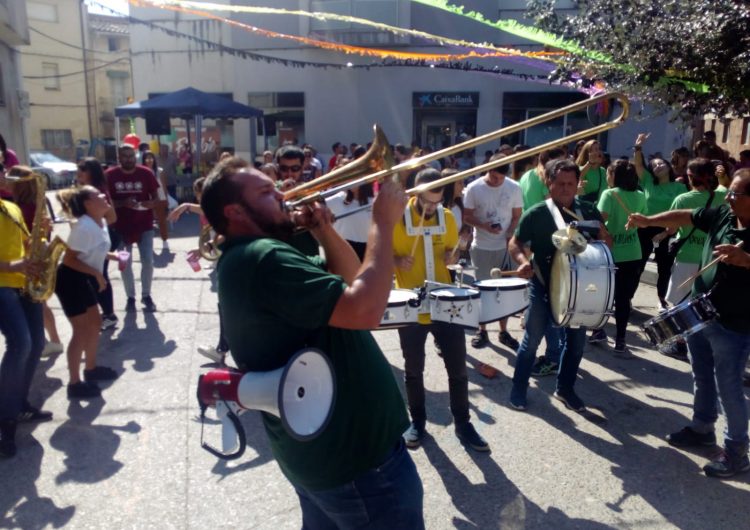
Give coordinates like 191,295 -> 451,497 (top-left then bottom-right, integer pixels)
41,341 -> 64,357
197,346 -> 225,364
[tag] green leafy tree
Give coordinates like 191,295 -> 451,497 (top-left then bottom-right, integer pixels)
526,0 -> 750,119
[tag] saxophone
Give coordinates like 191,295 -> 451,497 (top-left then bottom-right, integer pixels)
198,224 -> 221,261
9,173 -> 67,301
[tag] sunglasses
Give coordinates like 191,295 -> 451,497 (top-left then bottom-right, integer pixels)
727,190 -> 748,200
278,165 -> 302,173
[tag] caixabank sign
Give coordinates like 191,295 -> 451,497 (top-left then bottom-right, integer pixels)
413,92 -> 480,108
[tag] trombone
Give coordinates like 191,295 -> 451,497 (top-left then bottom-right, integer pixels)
285,92 -> 629,209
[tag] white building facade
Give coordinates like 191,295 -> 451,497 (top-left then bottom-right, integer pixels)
0,1 -> 30,163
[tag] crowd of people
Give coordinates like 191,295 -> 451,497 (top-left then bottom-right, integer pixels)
1,125 -> 750,527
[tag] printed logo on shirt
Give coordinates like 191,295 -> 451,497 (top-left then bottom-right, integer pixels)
115,181 -> 124,191
614,232 -> 638,246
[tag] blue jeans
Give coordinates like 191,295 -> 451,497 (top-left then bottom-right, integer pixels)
686,320 -> 750,448
0,288 -> 44,421
294,440 -> 424,529
512,277 -> 586,394
120,230 -> 154,299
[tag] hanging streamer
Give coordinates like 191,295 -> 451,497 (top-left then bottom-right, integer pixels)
131,0 -> 563,63
139,0 -> 564,61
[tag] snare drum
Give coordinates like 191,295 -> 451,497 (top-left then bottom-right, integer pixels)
642,294 -> 717,346
549,241 -> 615,329
473,278 -> 530,324
429,287 -> 480,329
379,289 -> 420,329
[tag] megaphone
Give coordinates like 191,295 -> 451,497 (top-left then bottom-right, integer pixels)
197,348 -> 335,460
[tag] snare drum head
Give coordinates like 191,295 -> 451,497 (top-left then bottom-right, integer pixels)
430,287 -> 479,300
474,278 -> 529,290
388,289 -> 417,306
549,251 -> 571,325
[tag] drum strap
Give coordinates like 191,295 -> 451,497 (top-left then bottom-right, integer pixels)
405,204 -> 446,283
545,198 -> 582,231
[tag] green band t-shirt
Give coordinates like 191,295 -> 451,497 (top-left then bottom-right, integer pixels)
217,236 -> 408,491
579,166 -> 606,203
640,170 -> 687,215
597,188 -> 647,263
519,168 -> 549,211
670,189 -> 726,264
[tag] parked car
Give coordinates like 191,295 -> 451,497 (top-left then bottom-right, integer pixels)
29,151 -> 77,189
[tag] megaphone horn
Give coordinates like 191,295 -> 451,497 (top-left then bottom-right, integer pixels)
198,348 -> 336,460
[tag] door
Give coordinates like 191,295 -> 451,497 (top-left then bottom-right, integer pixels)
422,119 -> 455,151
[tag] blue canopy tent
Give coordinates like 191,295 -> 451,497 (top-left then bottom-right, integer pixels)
115,87 -> 263,193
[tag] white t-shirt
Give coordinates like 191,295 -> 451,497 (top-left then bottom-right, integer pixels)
67,215 -> 110,270
326,191 -> 372,243
464,176 -> 523,250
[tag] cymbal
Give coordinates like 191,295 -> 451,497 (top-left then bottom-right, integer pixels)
552,227 -> 587,254
446,263 -> 476,272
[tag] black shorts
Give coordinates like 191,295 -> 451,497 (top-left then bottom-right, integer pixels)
55,264 -> 99,318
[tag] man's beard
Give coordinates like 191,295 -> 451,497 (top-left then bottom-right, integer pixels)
239,200 -> 295,241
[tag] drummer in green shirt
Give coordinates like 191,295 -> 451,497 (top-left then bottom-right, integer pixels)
518,147 -> 566,211
594,160 -> 647,354
659,159 -> 726,358
633,133 -> 687,308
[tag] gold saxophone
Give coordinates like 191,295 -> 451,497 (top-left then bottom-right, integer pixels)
198,224 -> 221,261
9,173 -> 67,301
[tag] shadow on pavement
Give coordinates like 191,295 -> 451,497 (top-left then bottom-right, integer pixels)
102,311 -> 177,373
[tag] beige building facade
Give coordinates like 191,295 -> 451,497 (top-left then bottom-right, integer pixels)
0,1 -> 31,163
20,1 -> 132,162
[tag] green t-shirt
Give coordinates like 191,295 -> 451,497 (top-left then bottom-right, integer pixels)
217,237 -> 408,490
515,198 -> 604,286
640,170 -> 687,215
691,204 -> 750,332
519,168 -> 548,211
579,166 -> 607,204
597,188 -> 646,263
670,189 -> 726,264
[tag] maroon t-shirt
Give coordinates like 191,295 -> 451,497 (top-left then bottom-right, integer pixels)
106,165 -> 159,244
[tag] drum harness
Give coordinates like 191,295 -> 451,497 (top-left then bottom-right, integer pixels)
541,198 -> 584,288
405,203 -> 446,312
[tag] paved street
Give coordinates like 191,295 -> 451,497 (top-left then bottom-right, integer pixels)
1,211 -> 749,529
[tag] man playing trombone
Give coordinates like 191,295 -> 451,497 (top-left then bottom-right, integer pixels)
200,157 -> 425,528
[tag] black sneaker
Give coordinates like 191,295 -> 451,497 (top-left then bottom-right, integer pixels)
125,297 -> 136,312
101,314 -> 118,331
703,449 -> 750,478
666,426 -> 716,448
509,385 -> 528,411
403,423 -> 426,449
455,422 -> 490,452
83,366 -> 119,382
589,329 -> 607,344
471,330 -> 490,348
17,404 -> 53,423
498,331 -> 519,351
553,389 -> 586,412
531,357 -> 558,377
141,296 -> 157,312
67,381 -> 101,400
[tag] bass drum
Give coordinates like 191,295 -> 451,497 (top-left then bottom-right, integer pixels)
549,241 -> 615,329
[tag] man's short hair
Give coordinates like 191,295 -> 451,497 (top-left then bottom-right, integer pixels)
734,168 -> 750,192
394,144 -> 410,157
118,144 -> 135,152
488,152 -> 510,175
200,156 -> 251,235
331,142 -> 341,151
415,167 -> 444,194
276,145 -> 304,164
546,159 -> 581,182
703,130 -> 717,140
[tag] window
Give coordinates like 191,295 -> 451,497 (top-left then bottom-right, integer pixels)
41,129 -> 73,150
110,76 -> 128,106
742,118 -> 750,145
42,63 -> 59,90
108,37 -> 119,52
27,2 -> 58,22
309,0 -> 408,45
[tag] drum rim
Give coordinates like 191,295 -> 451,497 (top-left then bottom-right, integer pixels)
430,288 -> 480,301
472,279 -> 529,291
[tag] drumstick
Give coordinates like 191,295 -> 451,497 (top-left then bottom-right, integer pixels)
490,267 -> 521,278
562,207 -> 581,221
611,192 -> 631,215
410,207 -> 427,258
677,241 -> 745,290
